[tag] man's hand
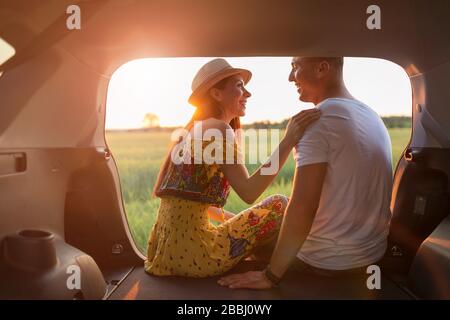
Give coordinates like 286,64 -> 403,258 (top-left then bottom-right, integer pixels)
217,271 -> 273,290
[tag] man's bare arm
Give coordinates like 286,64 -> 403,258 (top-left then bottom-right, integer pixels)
267,162 -> 327,277
217,162 -> 327,289
270,163 -> 327,276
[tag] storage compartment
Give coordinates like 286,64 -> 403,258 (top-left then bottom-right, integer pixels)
3,229 -> 57,270
0,229 -> 106,299
389,149 -> 450,259
408,216 -> 450,299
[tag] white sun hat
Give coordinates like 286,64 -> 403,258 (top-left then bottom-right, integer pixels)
188,58 -> 252,107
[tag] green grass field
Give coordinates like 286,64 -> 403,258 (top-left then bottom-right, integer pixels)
106,128 -> 411,253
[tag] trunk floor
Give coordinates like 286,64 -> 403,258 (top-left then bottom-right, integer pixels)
108,261 -> 412,300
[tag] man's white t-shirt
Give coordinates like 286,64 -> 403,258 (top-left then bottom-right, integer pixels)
294,98 -> 393,270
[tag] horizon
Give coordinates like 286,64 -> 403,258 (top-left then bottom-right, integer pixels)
105,115 -> 412,131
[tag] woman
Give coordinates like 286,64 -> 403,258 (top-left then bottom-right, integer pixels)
145,58 -> 320,277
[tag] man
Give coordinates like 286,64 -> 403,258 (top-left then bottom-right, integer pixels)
218,57 -> 393,289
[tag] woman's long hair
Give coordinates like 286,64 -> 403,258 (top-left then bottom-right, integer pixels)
152,76 -> 241,196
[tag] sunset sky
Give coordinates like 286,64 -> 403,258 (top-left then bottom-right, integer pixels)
105,57 -> 412,129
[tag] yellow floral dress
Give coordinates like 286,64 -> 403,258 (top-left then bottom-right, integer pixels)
145,138 -> 288,278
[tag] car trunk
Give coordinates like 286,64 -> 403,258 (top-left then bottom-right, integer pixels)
1,0 -> 449,300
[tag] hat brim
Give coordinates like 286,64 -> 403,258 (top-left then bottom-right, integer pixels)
188,68 -> 252,107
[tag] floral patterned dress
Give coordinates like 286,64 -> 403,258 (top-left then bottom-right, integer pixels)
145,138 -> 288,278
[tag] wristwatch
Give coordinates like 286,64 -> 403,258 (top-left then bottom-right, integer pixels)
263,265 -> 282,287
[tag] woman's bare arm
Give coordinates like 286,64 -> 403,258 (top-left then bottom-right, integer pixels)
222,109 -> 320,204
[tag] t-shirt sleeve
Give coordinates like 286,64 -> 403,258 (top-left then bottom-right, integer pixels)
293,122 -> 329,168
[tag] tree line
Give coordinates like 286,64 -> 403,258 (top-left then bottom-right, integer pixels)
242,116 -> 411,130
107,114 -> 411,132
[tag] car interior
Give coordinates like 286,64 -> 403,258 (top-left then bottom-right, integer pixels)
0,0 -> 449,300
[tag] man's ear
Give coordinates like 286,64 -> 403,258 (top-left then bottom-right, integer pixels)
209,88 -> 222,102
316,61 -> 330,78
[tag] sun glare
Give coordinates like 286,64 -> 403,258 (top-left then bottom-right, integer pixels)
105,57 -> 412,130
